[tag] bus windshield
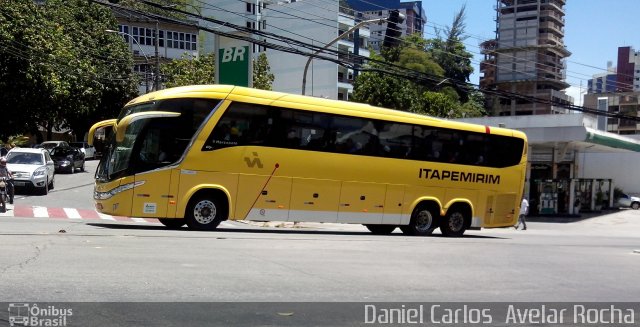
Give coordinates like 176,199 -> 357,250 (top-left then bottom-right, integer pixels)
96,98 -> 221,182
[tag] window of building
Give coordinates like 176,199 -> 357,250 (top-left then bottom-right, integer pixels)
118,25 -> 129,42
132,27 -> 139,44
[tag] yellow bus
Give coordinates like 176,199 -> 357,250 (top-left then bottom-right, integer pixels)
89,85 -> 527,237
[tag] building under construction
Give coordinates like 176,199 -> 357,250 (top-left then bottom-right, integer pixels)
480,0 -> 573,116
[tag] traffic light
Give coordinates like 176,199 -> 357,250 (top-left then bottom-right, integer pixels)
382,10 -> 405,49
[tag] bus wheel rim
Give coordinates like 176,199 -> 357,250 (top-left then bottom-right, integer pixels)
194,200 -> 217,224
448,212 -> 465,232
415,210 -> 433,232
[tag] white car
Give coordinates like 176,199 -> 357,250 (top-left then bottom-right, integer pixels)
70,141 -> 96,160
615,193 -> 640,210
5,148 -> 55,195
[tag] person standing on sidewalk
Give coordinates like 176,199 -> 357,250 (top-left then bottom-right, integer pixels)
516,196 -> 529,230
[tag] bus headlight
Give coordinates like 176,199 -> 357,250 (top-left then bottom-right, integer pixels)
94,181 -> 145,200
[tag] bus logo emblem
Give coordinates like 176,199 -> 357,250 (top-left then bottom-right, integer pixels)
244,152 -> 263,168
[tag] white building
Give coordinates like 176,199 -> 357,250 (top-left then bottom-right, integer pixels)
198,0 -> 374,100
112,8 -> 199,94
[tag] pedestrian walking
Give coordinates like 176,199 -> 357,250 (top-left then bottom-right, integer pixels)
516,196 -> 529,230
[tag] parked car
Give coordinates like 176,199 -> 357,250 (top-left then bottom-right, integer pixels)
40,141 -> 70,152
615,193 -> 640,210
5,148 -> 55,195
50,146 -> 85,173
69,141 -> 96,160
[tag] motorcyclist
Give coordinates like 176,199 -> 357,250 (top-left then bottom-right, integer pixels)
0,157 -> 14,204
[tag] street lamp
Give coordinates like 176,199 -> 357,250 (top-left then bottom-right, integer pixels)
106,29 -> 151,93
301,18 -> 386,96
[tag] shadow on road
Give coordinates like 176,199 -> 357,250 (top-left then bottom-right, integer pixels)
527,208 -> 625,224
85,223 -> 506,239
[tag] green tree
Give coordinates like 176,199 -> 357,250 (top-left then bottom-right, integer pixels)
253,53 -> 274,90
160,52 -> 216,88
352,35 -> 443,113
0,0 -> 137,142
415,91 -> 458,117
458,90 -> 488,118
427,5 -> 474,102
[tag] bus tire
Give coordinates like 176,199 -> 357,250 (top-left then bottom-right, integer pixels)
158,218 -> 186,229
185,194 -> 227,231
364,224 -> 396,235
400,203 -> 438,236
440,205 -> 469,237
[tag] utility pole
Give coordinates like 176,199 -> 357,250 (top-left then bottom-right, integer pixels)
154,21 -> 161,91
353,14 -> 361,81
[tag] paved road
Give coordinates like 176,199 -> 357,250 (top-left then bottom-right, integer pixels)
1,160 -> 639,325
1,209 -> 639,303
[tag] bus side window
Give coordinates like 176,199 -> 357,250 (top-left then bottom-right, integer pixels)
276,109 -> 329,150
204,103 -> 269,150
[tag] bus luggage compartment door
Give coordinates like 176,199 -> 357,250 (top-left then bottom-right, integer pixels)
289,178 -> 340,223
238,175 -> 291,221
338,182 -> 386,224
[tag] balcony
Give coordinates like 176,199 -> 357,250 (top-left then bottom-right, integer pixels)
541,0 -> 565,12
540,10 -> 565,23
539,21 -> 564,35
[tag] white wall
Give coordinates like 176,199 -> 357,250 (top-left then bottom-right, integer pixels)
264,1 -> 338,98
582,152 -> 640,194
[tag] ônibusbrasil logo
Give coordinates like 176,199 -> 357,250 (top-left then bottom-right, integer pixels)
8,303 -> 72,327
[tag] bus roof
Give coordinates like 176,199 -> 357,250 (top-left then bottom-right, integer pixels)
127,85 -> 525,139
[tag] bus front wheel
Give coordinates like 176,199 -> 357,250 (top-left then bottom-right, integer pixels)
159,218 -> 186,229
401,203 -> 438,236
440,207 -> 468,237
185,195 -> 226,231
364,224 -> 396,235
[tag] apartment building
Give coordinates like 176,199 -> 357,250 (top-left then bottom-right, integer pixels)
345,0 -> 426,52
480,0 -> 573,116
112,8 -> 199,94
195,0 -> 378,100
587,47 -> 640,94
583,47 -> 640,135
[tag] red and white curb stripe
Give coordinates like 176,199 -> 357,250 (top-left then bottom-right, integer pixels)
0,204 -> 160,224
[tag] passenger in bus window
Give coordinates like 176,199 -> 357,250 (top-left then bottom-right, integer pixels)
285,129 -> 300,148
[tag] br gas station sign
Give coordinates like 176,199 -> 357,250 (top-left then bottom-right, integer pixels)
215,34 -> 252,87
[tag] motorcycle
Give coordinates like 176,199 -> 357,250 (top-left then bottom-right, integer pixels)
0,177 -> 7,213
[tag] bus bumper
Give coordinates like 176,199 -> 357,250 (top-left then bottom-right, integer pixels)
469,216 -> 482,230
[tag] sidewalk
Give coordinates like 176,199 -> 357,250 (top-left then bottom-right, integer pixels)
526,209 -> 625,223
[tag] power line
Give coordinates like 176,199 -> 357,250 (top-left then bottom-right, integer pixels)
93,0 -> 640,123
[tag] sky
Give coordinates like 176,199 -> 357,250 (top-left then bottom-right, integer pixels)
423,0 -> 639,105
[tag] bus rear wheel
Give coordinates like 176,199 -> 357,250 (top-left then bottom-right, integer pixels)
364,224 -> 396,235
158,218 -> 186,229
401,204 -> 438,236
185,194 -> 226,231
440,207 -> 468,237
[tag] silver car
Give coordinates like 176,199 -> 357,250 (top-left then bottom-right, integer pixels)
615,193 -> 640,210
5,148 -> 55,195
